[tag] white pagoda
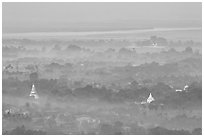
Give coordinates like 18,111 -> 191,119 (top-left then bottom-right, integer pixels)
29,84 -> 39,99
146,93 -> 155,103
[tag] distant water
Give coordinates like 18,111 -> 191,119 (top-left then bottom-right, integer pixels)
3,27 -> 201,37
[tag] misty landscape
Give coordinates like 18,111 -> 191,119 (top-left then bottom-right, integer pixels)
2,2 -> 202,135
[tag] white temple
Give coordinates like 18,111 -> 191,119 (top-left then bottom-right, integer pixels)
152,42 -> 158,47
146,93 -> 155,103
183,85 -> 189,91
29,84 -> 39,99
139,93 -> 155,105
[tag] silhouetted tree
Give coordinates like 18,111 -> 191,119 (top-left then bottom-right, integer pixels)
184,47 -> 193,54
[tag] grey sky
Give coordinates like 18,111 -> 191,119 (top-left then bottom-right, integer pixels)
3,2 -> 202,33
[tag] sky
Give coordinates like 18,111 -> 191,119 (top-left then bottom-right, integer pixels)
2,2 -> 202,33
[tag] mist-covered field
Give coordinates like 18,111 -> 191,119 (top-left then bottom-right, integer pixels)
2,2 -> 202,135
2,27 -> 202,135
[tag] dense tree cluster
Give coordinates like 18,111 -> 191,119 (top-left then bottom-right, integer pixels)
2,75 -> 202,108
3,125 -> 46,135
3,124 -> 201,135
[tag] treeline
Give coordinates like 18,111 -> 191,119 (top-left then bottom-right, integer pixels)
3,125 -> 46,135
3,38 -> 201,59
3,124 -> 201,135
113,57 -> 202,81
148,127 -> 201,135
3,76 -> 202,107
136,36 -> 201,47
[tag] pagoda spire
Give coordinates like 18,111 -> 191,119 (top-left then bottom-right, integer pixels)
29,84 -> 39,99
147,93 -> 155,103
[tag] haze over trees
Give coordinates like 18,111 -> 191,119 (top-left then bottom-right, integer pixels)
2,2 -> 202,135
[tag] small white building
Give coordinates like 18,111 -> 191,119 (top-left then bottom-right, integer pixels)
183,85 -> 189,91
175,89 -> 183,92
29,84 -> 39,99
138,93 -> 155,105
147,93 -> 155,103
